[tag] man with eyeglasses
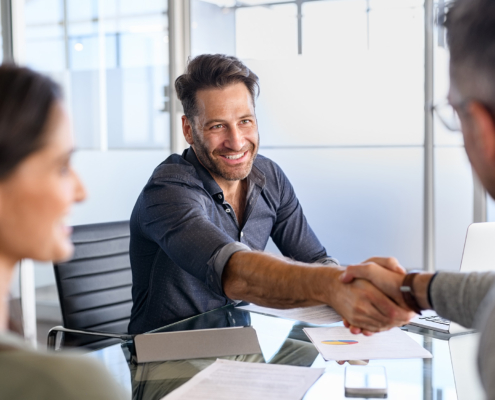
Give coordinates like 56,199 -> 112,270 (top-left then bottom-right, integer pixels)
339,0 -> 495,397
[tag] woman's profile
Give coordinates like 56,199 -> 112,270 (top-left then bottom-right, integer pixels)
0,64 -> 127,399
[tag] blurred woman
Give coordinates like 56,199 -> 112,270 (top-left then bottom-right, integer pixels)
0,64 -> 127,399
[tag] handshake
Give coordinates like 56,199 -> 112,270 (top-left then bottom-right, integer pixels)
332,257 -> 434,336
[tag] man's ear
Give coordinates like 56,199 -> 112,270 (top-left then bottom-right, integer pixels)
469,102 -> 495,163
182,115 -> 194,146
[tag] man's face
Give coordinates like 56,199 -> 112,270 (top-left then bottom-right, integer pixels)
185,83 -> 259,183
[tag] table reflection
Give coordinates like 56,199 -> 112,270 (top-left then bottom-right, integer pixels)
125,306 -> 319,400
88,305 -> 476,400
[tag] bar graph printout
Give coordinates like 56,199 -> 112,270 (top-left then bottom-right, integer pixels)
238,304 -> 342,325
162,359 -> 324,400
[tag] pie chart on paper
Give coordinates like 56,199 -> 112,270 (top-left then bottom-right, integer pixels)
321,340 -> 358,345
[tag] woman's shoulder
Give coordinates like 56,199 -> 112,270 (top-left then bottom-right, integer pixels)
0,336 -> 128,400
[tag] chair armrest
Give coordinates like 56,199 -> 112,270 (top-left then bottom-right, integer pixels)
47,325 -> 134,350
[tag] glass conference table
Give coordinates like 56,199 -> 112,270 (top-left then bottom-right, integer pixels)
87,305 -> 483,400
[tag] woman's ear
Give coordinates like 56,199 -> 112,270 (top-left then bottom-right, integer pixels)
468,102 -> 495,163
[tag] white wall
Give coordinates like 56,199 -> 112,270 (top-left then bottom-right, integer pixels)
35,149 -> 170,288
70,149 -> 170,225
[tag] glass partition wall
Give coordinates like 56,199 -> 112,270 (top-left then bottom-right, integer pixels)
14,0 -> 173,345
4,0 -> 470,271
24,0 -> 170,150
0,0 -> 481,343
192,0 -> 466,270
0,0 -> 11,63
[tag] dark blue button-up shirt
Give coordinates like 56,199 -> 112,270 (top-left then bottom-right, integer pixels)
128,148 -> 336,334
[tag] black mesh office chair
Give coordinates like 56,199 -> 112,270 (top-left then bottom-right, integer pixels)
47,220 -> 134,350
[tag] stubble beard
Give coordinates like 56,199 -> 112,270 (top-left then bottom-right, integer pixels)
191,126 -> 259,182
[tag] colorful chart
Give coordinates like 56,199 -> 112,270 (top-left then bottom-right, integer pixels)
321,340 -> 358,345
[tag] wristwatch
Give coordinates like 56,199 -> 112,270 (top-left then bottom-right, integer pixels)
400,271 -> 424,314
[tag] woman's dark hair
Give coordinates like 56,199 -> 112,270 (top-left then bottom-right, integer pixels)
175,54 -> 260,122
0,63 -> 62,180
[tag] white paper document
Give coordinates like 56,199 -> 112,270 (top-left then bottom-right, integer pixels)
162,359 -> 324,400
303,327 -> 432,361
238,304 -> 342,325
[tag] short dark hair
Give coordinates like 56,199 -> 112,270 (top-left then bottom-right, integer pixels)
444,0 -> 495,108
0,64 -> 62,180
175,54 -> 260,120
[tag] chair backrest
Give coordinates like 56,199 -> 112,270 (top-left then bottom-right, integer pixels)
53,220 -> 132,349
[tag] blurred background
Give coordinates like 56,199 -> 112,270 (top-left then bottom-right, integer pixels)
1,0 -> 490,343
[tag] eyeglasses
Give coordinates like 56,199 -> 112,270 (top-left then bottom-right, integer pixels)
431,100 -> 462,132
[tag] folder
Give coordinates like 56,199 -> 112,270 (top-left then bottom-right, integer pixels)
133,326 -> 261,363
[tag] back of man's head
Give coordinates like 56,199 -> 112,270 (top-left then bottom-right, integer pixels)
445,0 -> 495,108
175,54 -> 259,121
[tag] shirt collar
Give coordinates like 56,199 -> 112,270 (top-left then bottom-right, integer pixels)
182,147 -> 266,202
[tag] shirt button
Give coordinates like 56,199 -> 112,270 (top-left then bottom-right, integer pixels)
226,208 -> 231,213
218,194 -> 223,199
240,232 -> 244,237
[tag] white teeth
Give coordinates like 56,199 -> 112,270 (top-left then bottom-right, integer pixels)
225,152 -> 245,160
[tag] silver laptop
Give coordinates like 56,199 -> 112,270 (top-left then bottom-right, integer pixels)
408,222 -> 495,334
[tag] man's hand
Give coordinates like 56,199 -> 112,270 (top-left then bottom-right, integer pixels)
326,270 -> 413,335
223,252 -> 413,335
340,257 -> 409,308
339,257 -> 432,335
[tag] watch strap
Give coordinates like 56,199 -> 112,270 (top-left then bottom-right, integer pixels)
400,272 -> 423,314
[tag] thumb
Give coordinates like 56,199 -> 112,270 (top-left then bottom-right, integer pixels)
339,264 -> 370,283
339,270 -> 354,283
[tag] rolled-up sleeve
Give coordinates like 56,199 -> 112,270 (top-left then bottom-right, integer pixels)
211,241 -> 252,279
315,256 -> 340,266
208,241 -> 252,301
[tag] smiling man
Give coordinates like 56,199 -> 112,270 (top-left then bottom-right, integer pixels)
128,54 -> 412,334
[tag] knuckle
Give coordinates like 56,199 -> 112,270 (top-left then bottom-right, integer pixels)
351,305 -> 366,319
355,305 -> 366,316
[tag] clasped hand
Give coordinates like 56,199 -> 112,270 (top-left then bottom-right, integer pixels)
333,257 -> 416,336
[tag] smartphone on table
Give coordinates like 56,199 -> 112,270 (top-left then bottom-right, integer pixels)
344,365 -> 388,398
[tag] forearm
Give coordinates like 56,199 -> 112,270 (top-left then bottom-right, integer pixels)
427,271 -> 495,328
222,251 -> 344,308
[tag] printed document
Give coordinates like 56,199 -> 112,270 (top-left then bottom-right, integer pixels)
303,327 -> 432,361
238,304 -> 341,325
162,359 -> 324,400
